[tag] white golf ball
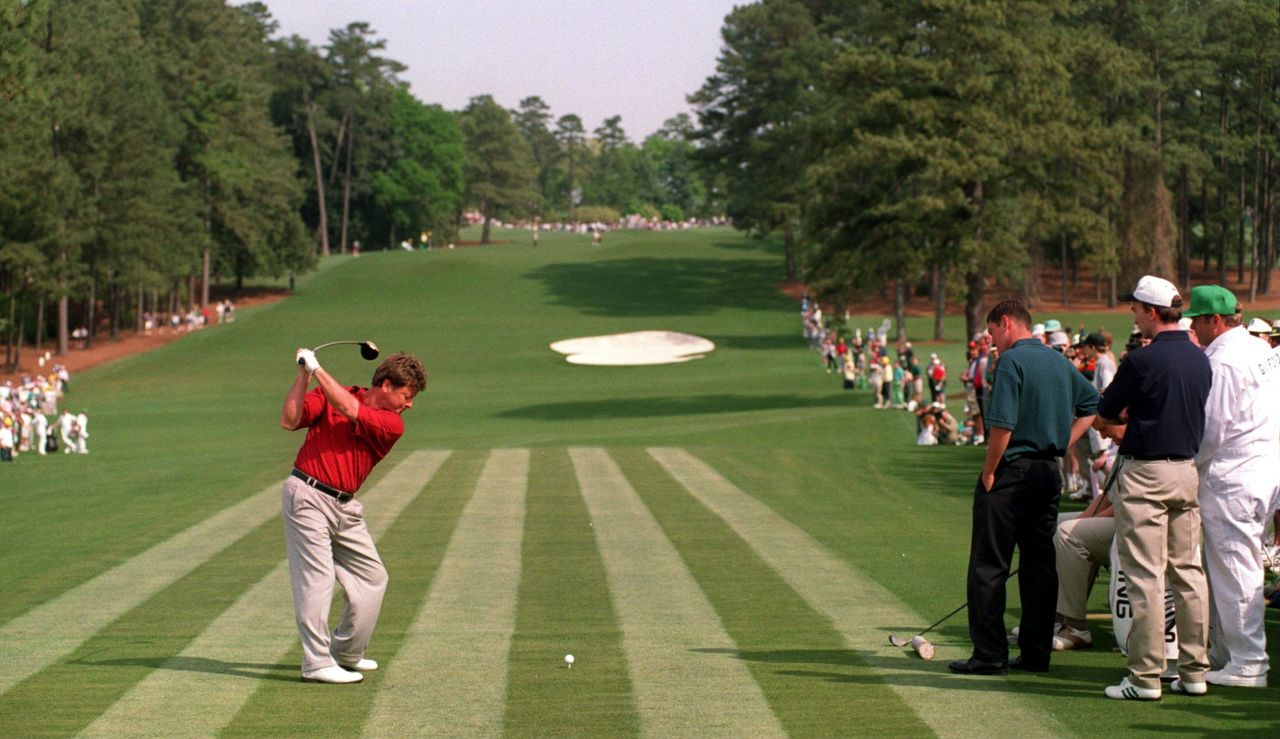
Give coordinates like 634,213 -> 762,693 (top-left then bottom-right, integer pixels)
564,654 -> 575,668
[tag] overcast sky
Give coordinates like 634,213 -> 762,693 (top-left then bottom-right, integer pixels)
260,0 -> 742,141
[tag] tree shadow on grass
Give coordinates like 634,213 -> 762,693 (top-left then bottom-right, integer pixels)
497,394 -> 835,421
710,333 -> 803,351
73,655 -> 296,682
522,256 -> 786,317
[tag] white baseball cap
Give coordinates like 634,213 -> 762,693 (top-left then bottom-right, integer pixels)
1049,331 -> 1071,348
1247,317 -> 1271,335
1031,323 -> 1046,337
1120,275 -> 1182,308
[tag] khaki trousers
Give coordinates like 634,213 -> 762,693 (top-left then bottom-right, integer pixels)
1054,512 -> 1114,620
282,476 -> 388,673
1111,458 -> 1209,689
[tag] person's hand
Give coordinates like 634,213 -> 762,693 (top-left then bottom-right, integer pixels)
981,470 -> 995,492
296,348 -> 320,373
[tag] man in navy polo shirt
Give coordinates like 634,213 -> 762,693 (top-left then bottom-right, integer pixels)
949,299 -> 1099,676
1097,275 -> 1213,700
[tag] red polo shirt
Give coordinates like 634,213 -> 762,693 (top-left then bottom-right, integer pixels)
292,386 -> 404,494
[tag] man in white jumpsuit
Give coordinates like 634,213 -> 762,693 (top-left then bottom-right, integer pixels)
1185,285 -> 1280,688
59,410 -> 76,454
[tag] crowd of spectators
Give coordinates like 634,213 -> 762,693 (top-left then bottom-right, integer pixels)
141,299 -> 236,336
0,360 -> 88,462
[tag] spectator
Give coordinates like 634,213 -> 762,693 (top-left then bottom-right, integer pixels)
1246,317 -> 1272,342
1097,275 -> 1213,700
948,299 -> 1099,677
928,354 -> 947,404
1184,285 -> 1280,688
0,417 -> 13,462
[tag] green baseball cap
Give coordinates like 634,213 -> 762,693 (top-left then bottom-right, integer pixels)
1182,285 -> 1238,317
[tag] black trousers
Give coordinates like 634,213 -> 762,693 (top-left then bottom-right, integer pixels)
965,456 -> 1060,665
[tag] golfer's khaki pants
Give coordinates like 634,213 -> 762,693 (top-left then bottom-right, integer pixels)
1054,512 -> 1114,621
282,476 -> 387,673
1112,458 -> 1209,689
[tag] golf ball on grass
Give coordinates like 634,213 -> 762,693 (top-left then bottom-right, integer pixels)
565,654 -> 575,668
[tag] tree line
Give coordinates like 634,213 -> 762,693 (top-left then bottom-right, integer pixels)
0,0 -> 717,369
692,0 -> 1279,339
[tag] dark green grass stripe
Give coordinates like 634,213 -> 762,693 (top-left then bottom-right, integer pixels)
219,450 -> 485,737
608,448 -> 932,737
0,515 -> 285,737
501,448 -> 640,738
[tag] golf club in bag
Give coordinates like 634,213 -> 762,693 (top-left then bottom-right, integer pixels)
889,460 -> 1124,660
298,340 -> 380,366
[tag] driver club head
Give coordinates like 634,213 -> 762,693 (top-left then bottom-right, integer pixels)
359,341 -> 380,361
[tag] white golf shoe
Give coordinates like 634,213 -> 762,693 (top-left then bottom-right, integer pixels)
1206,668 -> 1266,687
338,658 -> 379,672
1169,678 -> 1207,696
1104,676 -> 1160,701
301,665 -> 363,684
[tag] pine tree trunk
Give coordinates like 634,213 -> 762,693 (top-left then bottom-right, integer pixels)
893,279 -> 906,342
964,270 -> 985,341
340,122 -> 354,255
933,263 -> 946,340
783,220 -> 796,281
1178,164 -> 1190,290
1061,234 -> 1070,307
84,276 -> 95,349
201,248 -> 210,308
35,289 -> 44,351
306,100 -> 330,257
57,273 -> 68,357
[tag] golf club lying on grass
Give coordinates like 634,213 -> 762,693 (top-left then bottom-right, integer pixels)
299,340 -> 380,366
889,568 -> 1020,660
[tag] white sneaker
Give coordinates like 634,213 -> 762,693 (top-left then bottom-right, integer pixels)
301,665 -> 363,684
338,658 -> 379,672
1052,624 -> 1092,651
1206,668 -> 1267,687
1104,677 -> 1160,701
1169,678 -> 1207,696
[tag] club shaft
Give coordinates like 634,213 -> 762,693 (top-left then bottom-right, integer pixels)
914,567 -> 1020,638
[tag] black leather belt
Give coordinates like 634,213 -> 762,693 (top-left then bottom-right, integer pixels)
291,468 -> 353,503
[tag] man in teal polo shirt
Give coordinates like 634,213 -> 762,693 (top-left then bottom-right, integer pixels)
950,299 -> 1100,676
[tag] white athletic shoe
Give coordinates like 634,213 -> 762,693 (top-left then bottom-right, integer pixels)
301,665 -> 363,684
1206,668 -> 1267,687
1169,678 -> 1207,696
1104,676 -> 1160,701
338,658 -> 379,672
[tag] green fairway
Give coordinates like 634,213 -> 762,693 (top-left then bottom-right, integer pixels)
1,228 -> 1276,737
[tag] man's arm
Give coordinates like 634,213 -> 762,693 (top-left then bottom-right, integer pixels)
281,364 -> 311,431
981,426 -> 1013,492
1068,414 -> 1097,449
311,367 -> 361,421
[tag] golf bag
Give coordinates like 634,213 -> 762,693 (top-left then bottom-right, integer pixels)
45,428 -> 58,453
1109,540 -> 1179,677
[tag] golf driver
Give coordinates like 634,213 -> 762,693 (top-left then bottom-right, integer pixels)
299,340 -> 380,366
888,568 -> 1020,659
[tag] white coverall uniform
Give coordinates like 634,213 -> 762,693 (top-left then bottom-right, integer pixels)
1194,326 -> 1280,679
76,412 -> 89,454
32,413 -> 48,455
59,412 -> 76,454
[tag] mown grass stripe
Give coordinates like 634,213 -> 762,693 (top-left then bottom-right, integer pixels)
501,448 -> 640,737
78,451 -> 451,738
569,448 -> 785,738
0,481 -> 283,698
363,449 -> 528,738
648,447 -> 1069,739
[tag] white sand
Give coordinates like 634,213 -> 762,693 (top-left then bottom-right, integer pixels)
550,331 -> 715,366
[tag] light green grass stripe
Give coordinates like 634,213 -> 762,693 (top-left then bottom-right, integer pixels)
569,448 -> 785,739
0,481 -> 285,698
79,450 -> 451,739
648,447 -> 1070,739
363,449 -> 528,739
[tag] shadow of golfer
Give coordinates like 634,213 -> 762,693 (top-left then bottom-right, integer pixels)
72,655 -> 297,682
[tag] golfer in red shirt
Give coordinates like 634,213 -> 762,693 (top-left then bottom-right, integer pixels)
281,348 -> 427,684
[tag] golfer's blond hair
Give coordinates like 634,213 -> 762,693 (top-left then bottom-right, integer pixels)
372,353 -> 427,393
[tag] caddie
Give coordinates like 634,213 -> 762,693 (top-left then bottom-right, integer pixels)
1184,285 -> 1280,688
280,347 -> 427,684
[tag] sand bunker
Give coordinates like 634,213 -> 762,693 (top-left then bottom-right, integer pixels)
550,331 -> 715,366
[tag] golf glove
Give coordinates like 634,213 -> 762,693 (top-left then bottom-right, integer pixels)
296,348 -> 321,373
